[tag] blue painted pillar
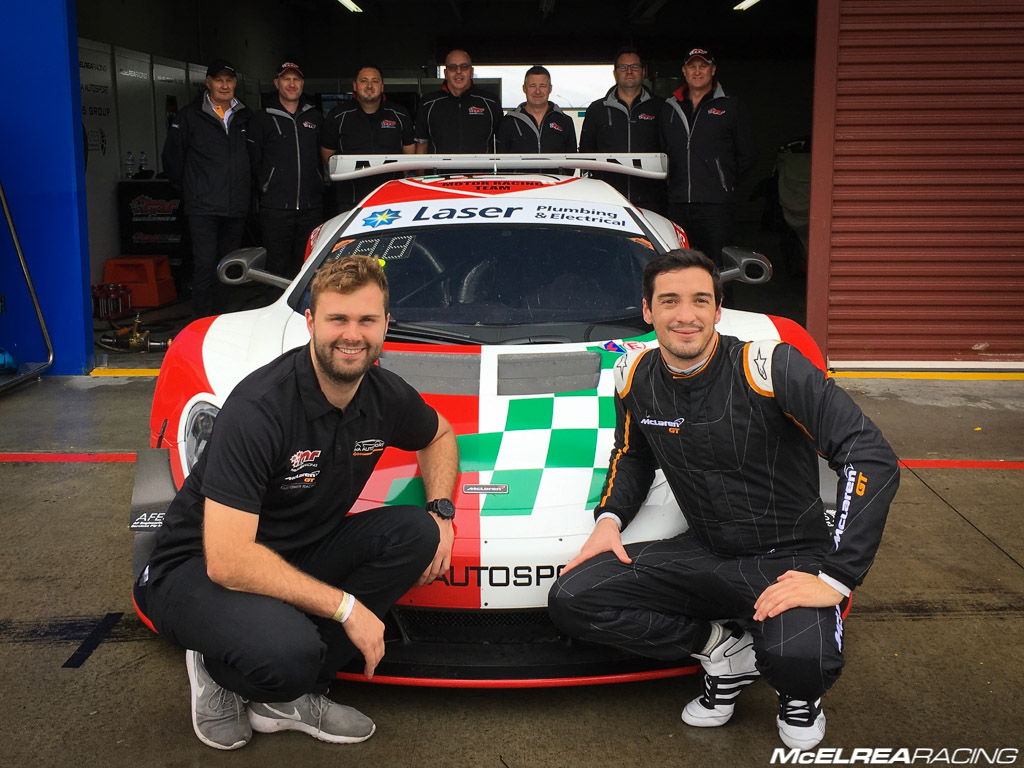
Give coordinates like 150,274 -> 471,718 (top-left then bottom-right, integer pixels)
0,0 -> 92,374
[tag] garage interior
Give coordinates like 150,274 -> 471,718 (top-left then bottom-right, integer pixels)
2,0 -> 1024,765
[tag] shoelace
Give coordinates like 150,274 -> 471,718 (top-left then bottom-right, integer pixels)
207,684 -> 244,718
780,696 -> 819,726
700,670 -> 759,707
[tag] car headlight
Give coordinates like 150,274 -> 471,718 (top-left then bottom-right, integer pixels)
184,402 -> 220,472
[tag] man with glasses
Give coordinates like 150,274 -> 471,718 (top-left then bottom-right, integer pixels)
579,48 -> 665,213
414,49 -> 501,154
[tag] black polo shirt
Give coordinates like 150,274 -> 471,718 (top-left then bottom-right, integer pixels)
321,101 -> 414,155
148,344 -> 439,579
414,85 -> 501,153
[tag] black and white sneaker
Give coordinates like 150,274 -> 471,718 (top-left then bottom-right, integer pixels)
777,695 -> 826,750
681,629 -> 760,727
185,650 -> 251,750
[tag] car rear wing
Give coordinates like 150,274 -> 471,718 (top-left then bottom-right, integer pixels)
328,153 -> 669,181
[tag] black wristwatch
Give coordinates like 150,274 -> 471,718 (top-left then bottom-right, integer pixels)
426,498 -> 456,521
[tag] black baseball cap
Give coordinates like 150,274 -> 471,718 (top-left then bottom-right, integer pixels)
276,61 -> 304,78
685,48 -> 715,64
206,59 -> 237,78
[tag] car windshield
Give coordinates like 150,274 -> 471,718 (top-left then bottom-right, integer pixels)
302,224 -> 659,343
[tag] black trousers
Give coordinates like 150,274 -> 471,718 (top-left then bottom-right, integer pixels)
259,207 -> 323,281
135,505 -> 438,702
186,215 -> 246,316
667,202 -> 735,268
548,531 -> 845,701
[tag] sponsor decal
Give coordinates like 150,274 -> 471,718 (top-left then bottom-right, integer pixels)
353,438 -> 385,455
753,349 -> 769,379
289,449 -> 322,470
363,208 -> 402,228
380,119 -> 397,128
468,106 -> 486,115
548,121 -> 564,132
640,416 -> 685,434
129,196 -> 180,217
623,340 -> 647,351
412,205 -> 523,221
834,465 -> 867,548
769,747 -> 1020,765
462,483 -> 509,494
435,564 -> 564,588
281,470 -> 320,490
131,511 -> 165,530
534,203 -> 625,227
709,107 -> 726,116
602,340 -> 626,354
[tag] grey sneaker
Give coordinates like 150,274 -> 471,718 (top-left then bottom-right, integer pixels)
681,629 -> 760,727
248,693 -> 376,744
185,649 -> 251,750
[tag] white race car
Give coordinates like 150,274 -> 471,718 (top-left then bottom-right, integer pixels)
131,154 -> 829,688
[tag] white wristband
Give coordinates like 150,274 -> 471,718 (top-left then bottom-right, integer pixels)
332,592 -> 356,623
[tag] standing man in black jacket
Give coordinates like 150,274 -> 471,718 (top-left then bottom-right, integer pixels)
660,49 -> 756,266
248,62 -> 324,281
579,48 -> 665,213
162,59 -> 252,316
496,66 -> 576,155
414,49 -> 501,155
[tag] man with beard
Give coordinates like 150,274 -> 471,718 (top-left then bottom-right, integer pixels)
548,249 -> 898,751
134,254 -> 458,751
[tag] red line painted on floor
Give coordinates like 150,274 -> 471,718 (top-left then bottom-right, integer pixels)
899,459 -> 1024,470
0,453 -> 137,463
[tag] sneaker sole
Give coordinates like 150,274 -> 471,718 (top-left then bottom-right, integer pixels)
186,651 -> 249,751
248,710 -> 376,744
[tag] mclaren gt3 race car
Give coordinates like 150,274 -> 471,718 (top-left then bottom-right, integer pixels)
131,154 -> 829,688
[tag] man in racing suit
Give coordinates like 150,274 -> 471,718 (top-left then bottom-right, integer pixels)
579,48 -> 665,213
548,249 -> 899,751
660,49 -> 756,266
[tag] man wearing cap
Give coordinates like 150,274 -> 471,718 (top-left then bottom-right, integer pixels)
579,48 -> 665,213
660,48 -> 756,267
320,65 -> 416,216
162,59 -> 253,316
248,62 -> 324,282
496,65 -> 577,158
414,49 -> 501,155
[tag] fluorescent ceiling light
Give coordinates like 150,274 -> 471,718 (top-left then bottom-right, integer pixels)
733,0 -> 762,9
338,0 -> 363,11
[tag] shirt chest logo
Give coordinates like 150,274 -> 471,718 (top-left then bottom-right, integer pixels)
548,121 -> 564,132
639,416 -> 685,434
353,438 -> 385,456
638,113 -> 656,120
708,107 -> 726,116
468,106 -> 486,115
290,449 -> 321,470
302,120 -> 317,130
380,119 -> 397,128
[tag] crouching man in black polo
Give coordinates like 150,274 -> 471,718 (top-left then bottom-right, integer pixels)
134,254 -> 458,750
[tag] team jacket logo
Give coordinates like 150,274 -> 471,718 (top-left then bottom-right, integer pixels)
302,121 -> 317,129
638,113 -> 656,120
363,208 -> 401,228
468,106 -> 486,115
380,119 -> 397,128
640,416 -> 685,433
290,449 -> 321,470
353,439 -> 385,455
548,121 -> 564,132
709,108 -> 726,116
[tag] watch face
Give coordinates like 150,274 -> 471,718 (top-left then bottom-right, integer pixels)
429,498 -> 456,520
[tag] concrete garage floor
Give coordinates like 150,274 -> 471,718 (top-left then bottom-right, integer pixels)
1,369 -> 1023,768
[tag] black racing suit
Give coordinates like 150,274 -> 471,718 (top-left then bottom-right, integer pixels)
248,99 -> 324,279
549,334 -> 900,700
579,85 -> 665,212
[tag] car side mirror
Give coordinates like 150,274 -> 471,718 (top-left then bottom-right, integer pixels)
217,247 -> 291,290
719,247 -> 772,286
